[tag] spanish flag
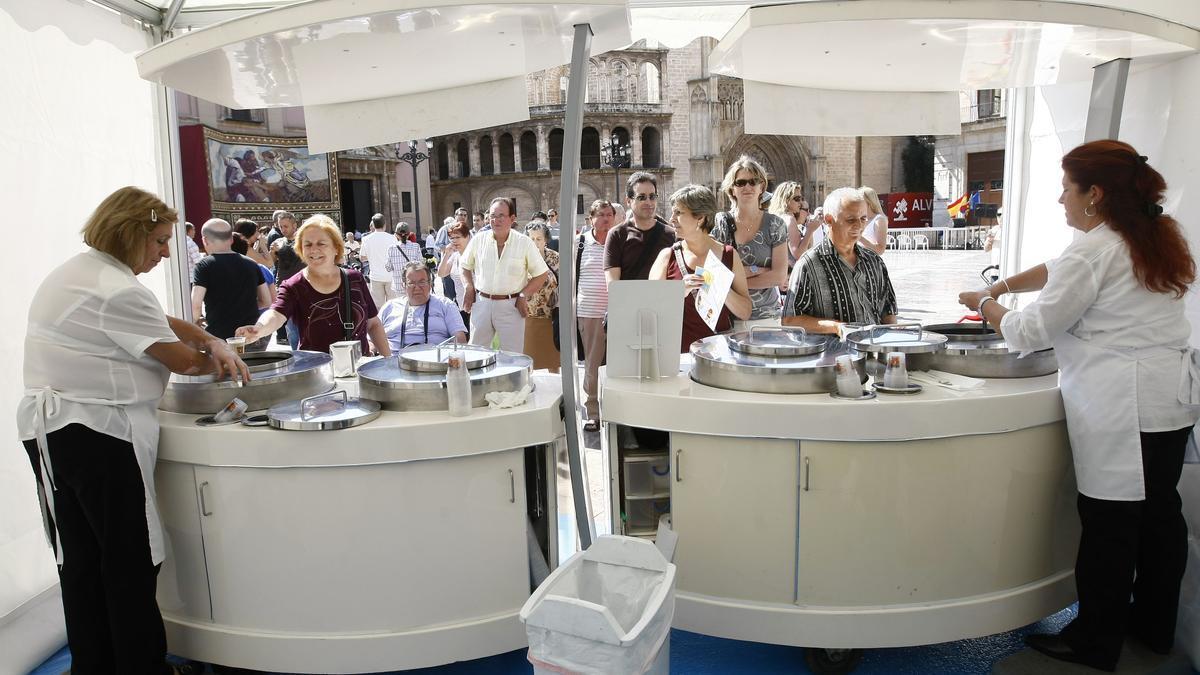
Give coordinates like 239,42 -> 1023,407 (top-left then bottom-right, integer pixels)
947,193 -> 971,218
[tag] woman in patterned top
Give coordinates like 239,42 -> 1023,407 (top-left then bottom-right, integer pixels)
712,156 -> 789,328
522,221 -> 560,372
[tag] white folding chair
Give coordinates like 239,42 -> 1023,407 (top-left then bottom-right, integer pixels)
896,234 -> 913,250
914,234 -> 930,250
886,234 -> 897,249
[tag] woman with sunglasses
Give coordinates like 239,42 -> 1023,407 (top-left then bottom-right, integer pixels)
711,156 -> 789,328
769,181 -> 816,266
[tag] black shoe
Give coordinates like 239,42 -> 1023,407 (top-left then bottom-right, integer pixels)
1126,627 -> 1173,655
1024,633 -> 1117,672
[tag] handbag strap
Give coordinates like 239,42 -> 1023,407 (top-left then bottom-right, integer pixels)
339,267 -> 354,340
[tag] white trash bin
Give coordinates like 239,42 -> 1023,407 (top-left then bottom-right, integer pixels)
520,535 -> 676,674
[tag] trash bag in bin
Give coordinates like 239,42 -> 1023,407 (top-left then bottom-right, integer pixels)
520,535 -> 676,674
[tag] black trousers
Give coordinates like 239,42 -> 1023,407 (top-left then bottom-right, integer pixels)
1062,425 -> 1192,664
24,424 -> 169,675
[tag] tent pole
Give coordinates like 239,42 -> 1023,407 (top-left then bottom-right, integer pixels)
152,25 -> 192,320
558,22 -> 595,550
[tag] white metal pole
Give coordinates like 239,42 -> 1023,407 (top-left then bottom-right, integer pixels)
558,23 -> 595,550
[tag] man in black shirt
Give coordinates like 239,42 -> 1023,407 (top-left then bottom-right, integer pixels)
192,219 -> 271,346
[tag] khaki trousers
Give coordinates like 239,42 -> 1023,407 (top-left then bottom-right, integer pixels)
578,317 -> 606,420
368,278 -> 394,308
470,296 -> 525,353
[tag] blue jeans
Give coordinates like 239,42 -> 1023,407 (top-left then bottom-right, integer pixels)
286,318 -> 300,350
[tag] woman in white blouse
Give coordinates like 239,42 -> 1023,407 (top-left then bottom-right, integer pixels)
18,186 -> 249,675
959,141 -> 1199,671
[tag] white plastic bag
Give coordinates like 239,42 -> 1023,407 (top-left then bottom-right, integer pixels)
521,536 -> 675,674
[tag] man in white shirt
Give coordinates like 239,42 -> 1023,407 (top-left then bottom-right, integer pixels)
461,197 -> 550,352
359,214 -> 396,307
184,222 -> 202,282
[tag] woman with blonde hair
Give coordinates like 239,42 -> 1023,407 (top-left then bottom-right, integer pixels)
769,180 -> 816,264
859,186 -> 888,255
237,214 -> 390,355
711,156 -> 788,328
650,184 -> 752,351
19,186 -> 249,675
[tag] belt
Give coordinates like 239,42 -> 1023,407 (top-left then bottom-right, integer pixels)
478,291 -> 522,300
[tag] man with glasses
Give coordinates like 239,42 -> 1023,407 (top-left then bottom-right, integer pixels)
460,197 -> 550,352
379,261 -> 466,351
604,172 -> 676,283
784,187 -> 897,333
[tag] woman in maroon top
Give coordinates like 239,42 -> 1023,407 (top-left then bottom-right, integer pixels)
649,185 -> 752,352
236,215 -> 391,355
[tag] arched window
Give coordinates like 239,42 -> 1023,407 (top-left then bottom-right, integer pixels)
499,133 -> 515,173
611,127 -> 630,161
611,61 -> 629,102
549,129 -> 564,171
641,127 -> 661,168
455,139 -> 469,177
640,63 -> 661,104
436,142 -> 449,180
479,136 -> 494,176
520,131 -> 538,172
581,127 -> 601,170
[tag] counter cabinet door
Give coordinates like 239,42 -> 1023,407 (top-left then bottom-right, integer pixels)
796,423 -> 1078,606
670,433 -> 800,604
193,449 -> 530,633
154,460 -> 213,622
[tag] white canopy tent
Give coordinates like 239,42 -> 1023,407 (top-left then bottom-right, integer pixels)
2,1 -> 1198,672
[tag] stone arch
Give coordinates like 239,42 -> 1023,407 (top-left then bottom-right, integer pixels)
548,128 -> 564,171
499,132 -> 515,173
435,142 -> 450,180
520,130 -> 538,172
455,138 -> 470,177
581,127 -> 601,170
479,135 -> 494,176
723,134 -> 811,200
641,126 -> 662,168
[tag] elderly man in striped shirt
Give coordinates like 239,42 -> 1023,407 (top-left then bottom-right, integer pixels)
784,187 -> 898,333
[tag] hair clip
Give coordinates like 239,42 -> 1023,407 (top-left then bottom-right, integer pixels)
1146,203 -> 1164,217
1137,155 -> 1149,164
150,209 -> 158,222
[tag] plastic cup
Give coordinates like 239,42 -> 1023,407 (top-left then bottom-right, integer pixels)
226,336 -> 247,354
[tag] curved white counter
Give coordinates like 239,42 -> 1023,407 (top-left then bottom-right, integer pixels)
602,365 -> 1079,649
154,373 -> 564,674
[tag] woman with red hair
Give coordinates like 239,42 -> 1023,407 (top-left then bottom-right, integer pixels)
959,140 -> 1198,671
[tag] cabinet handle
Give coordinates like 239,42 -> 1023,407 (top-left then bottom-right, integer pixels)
803,457 -> 811,492
508,469 -> 515,503
199,481 -> 213,516
676,449 -> 682,482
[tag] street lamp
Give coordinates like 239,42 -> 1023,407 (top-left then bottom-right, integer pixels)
601,135 -> 631,203
399,139 -> 434,237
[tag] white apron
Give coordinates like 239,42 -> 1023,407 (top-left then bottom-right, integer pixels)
1055,332 -> 1200,501
26,387 -> 165,566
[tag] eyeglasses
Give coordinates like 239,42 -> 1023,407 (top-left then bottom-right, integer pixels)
791,195 -> 805,202
634,193 -> 658,202
733,179 -> 761,188
405,280 -> 431,288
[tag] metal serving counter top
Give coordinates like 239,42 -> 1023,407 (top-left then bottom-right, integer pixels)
601,355 -> 1064,441
157,373 -> 563,467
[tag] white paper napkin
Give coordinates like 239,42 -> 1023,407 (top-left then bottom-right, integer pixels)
485,384 -> 533,409
909,369 -> 985,391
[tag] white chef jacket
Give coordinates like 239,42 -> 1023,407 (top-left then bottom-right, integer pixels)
1000,223 -> 1200,500
18,249 -> 179,563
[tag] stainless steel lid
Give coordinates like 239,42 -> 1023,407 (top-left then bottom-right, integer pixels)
357,350 -> 533,411
161,350 -> 334,414
689,335 -> 865,394
398,344 -> 498,373
725,326 -> 830,357
266,390 -> 381,431
845,323 -> 947,355
926,323 -> 1018,355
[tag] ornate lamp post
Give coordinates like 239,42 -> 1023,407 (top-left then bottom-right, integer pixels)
399,139 -> 434,236
601,135 -> 631,202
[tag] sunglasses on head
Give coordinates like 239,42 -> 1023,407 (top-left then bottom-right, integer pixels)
634,193 -> 658,202
733,178 -> 760,188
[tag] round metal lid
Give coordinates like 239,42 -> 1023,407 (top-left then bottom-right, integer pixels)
266,390 -> 381,431
691,334 -> 862,375
845,324 -> 947,355
358,350 -> 532,390
924,323 -> 1001,343
725,326 -> 831,357
398,344 -> 498,373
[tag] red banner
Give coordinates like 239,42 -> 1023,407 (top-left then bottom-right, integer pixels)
883,192 -> 933,228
